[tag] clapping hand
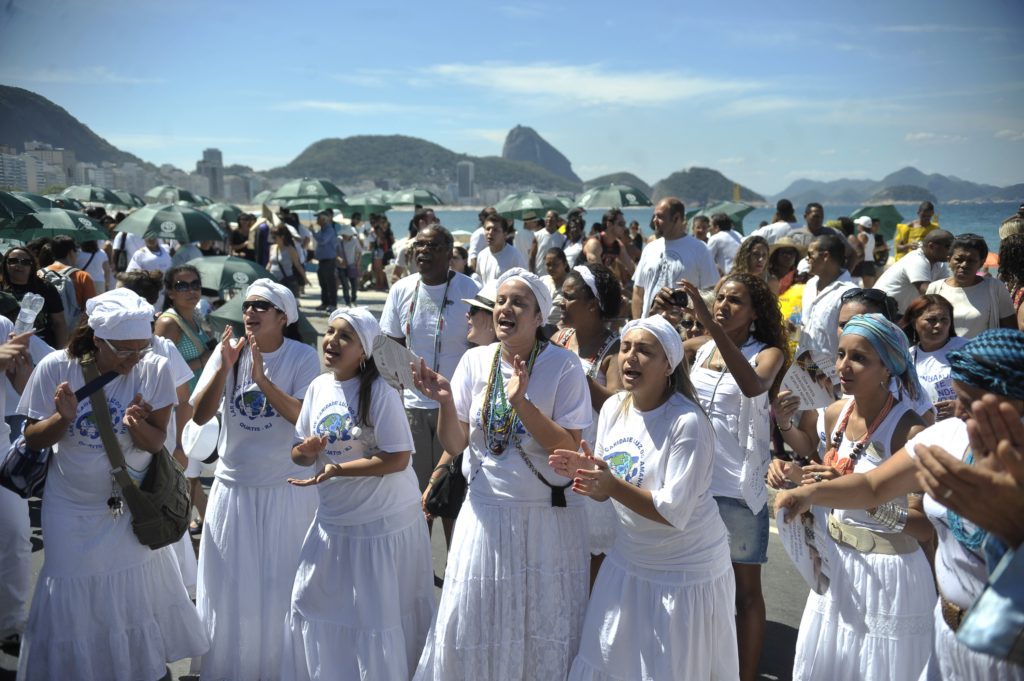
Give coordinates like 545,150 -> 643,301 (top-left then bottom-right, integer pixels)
123,393 -> 152,431
506,354 -> 529,408
288,463 -> 342,487
573,453 -> 615,501
248,333 -> 266,385
54,381 -> 77,422
219,326 -> 246,367
549,441 -> 597,479
411,358 -> 453,404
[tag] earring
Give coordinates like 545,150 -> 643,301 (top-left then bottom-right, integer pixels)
749,320 -> 756,332
359,356 -> 367,372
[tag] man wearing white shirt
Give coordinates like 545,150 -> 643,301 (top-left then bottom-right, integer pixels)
530,210 -> 567,275
873,229 -> 953,315
747,198 -> 800,244
632,197 -> 719,318
796,233 -> 857,385
706,213 -> 743,275
475,214 -> 528,285
466,207 -> 495,271
512,214 -> 537,267
125,235 -> 173,275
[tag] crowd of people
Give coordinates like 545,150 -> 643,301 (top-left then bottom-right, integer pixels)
0,195 -> 1022,681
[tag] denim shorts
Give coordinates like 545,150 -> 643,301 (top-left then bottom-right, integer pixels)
714,496 -> 769,565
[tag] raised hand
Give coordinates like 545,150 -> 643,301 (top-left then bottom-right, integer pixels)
54,381 -> 78,422
573,455 -> 615,501
288,463 -> 342,487
219,325 -> 246,367
0,332 -> 32,371
967,394 -> 1024,459
248,333 -> 266,385
650,286 -> 683,324
549,440 -> 597,479
772,390 -> 801,427
674,279 -> 709,325
506,354 -> 529,408
411,357 -> 452,404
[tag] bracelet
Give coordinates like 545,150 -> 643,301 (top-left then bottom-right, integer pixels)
870,502 -> 908,532
777,418 -> 794,432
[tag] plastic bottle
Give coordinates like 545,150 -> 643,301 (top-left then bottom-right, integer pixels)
14,292 -> 44,334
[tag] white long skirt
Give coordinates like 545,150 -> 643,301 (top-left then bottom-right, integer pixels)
920,599 -> 1024,681
281,502 -> 436,681
195,479 -> 318,681
171,531 -> 198,597
18,500 -> 208,681
794,541 -> 936,681
413,494 -> 590,681
568,550 -> 738,681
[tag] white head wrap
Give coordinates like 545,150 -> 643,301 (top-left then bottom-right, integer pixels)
496,267 -> 552,320
245,278 -> 298,324
621,313 -> 683,370
86,288 -> 155,340
328,306 -> 380,355
571,265 -> 601,309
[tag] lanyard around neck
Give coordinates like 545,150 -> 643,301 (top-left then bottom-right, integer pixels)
405,271 -> 453,373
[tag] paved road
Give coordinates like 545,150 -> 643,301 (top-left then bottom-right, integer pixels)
1,283 -> 810,680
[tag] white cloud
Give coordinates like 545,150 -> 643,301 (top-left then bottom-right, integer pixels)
905,132 -> 968,144
275,100 -> 410,115
715,97 -> 806,116
996,129 -> 1024,142
0,65 -> 160,85
425,62 -> 760,107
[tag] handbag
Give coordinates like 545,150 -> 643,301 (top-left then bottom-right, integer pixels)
83,361 -> 191,550
424,453 -> 466,519
0,368 -> 119,499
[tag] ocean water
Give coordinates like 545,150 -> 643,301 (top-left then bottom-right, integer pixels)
396,201 -> 1020,251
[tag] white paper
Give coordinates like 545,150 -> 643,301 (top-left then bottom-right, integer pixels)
372,334 -> 421,393
810,349 -> 839,386
775,506 -> 832,595
781,363 -> 835,409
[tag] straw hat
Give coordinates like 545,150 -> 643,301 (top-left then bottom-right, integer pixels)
769,236 -> 807,257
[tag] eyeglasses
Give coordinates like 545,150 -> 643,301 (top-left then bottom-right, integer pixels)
6,257 -> 32,267
412,240 -> 447,252
101,337 -> 151,359
171,280 -> 202,292
241,299 -> 279,313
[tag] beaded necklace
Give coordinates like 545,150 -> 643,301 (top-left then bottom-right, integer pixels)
946,448 -> 988,551
823,393 -> 895,476
404,271 -> 453,373
481,340 -> 544,455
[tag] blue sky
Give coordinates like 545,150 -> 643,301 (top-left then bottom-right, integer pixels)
1,0 -> 1022,194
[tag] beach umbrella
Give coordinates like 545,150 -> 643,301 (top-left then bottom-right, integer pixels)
187,255 -> 274,295
116,204 -> 225,244
494,191 -> 568,220
387,188 -> 444,206
10,192 -> 56,211
271,178 -> 346,202
695,201 -> 756,233
341,193 -> 392,217
0,191 -> 37,223
554,195 -> 574,211
575,183 -> 652,209
252,189 -> 275,204
850,204 -> 905,241
451,229 -> 473,244
281,196 -> 349,212
112,189 -> 146,208
1,209 -> 108,243
60,184 -> 127,206
45,195 -> 87,211
145,185 -> 202,206
194,194 -> 214,206
207,292 -> 318,346
202,203 -> 244,223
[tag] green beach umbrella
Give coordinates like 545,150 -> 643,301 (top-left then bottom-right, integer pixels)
695,201 -> 755,233
207,292 -> 318,347
271,178 -> 346,202
145,185 -> 202,206
0,191 -> 37,222
281,196 -> 349,212
342,193 -> 392,217
116,204 -> 225,244
387,188 -> 444,206
187,255 -> 274,294
60,184 -> 127,206
575,183 -> 652,209
45,195 -> 87,211
850,205 -> 905,241
494,191 -> 568,220
10,192 -> 56,211
202,203 -> 245,223
112,190 -> 146,208
1,209 -> 108,242
252,189 -> 275,204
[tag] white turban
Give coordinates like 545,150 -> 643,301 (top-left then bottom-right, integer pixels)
86,288 -> 155,340
621,313 -> 684,370
496,267 -> 552,320
328,306 -> 380,355
245,278 -> 298,324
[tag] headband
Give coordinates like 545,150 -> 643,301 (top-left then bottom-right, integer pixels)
328,306 -> 380,356
245,278 -> 298,324
949,329 -> 1024,400
86,288 -> 155,341
572,265 -> 601,309
497,267 -> 552,320
621,314 -> 683,370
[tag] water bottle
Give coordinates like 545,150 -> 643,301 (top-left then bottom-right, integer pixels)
14,292 -> 44,334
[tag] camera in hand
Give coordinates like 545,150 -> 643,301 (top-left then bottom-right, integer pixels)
670,289 -> 689,308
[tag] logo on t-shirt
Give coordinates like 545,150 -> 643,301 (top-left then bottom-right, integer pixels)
316,409 -> 354,444
603,435 -> 646,487
72,398 -> 126,447
233,389 -> 277,420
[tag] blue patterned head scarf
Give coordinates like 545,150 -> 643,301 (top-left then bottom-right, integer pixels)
948,329 -> 1024,400
842,313 -> 920,397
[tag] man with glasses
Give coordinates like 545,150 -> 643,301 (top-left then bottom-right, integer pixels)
380,225 -> 479,542
796,233 -> 856,388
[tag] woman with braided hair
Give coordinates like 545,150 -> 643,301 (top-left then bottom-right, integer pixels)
777,329 -> 1024,680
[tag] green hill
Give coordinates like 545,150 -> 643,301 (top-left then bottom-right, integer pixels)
269,135 -> 582,192
652,167 -> 764,204
868,184 -> 938,204
584,172 -> 651,195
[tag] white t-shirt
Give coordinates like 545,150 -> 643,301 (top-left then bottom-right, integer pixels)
151,335 -> 195,452
193,339 -> 321,487
912,336 -> 969,408
905,418 -> 987,609
18,350 -> 176,508
294,374 -> 418,524
707,230 -> 742,274
112,232 -> 145,264
75,249 -> 110,293
380,271 -> 480,409
926,277 -> 1015,339
126,244 -> 172,274
2,318 -> 53,420
634,235 -> 719,317
513,228 -> 535,267
475,245 -> 528,285
746,220 -> 797,245
563,239 -> 584,267
392,237 -> 413,273
594,392 -> 729,570
533,229 -> 568,275
467,227 -> 487,261
874,249 -> 949,315
796,271 -> 856,370
453,343 -> 591,504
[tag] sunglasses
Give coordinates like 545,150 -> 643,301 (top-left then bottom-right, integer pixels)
171,280 -> 202,292
101,337 -> 151,360
241,300 -> 279,313
7,257 -> 32,267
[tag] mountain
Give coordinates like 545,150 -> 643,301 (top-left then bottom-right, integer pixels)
774,166 -> 1018,204
0,85 -> 150,166
584,172 -> 651,195
868,184 -> 938,204
501,125 -> 581,184
269,135 -> 581,192
651,167 -> 764,204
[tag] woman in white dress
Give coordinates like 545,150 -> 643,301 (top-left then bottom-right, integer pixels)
903,294 -> 968,421
16,288 -> 208,681
411,268 -> 592,681
549,313 -> 739,681
770,314 -> 937,681
552,263 -> 623,583
280,306 -> 435,680
191,279 -> 321,680
777,328 -> 1024,680
926,233 -> 1015,338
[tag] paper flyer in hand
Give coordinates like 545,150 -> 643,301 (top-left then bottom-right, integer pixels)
372,335 -> 420,393
775,506 -> 835,595
781,363 -> 835,409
